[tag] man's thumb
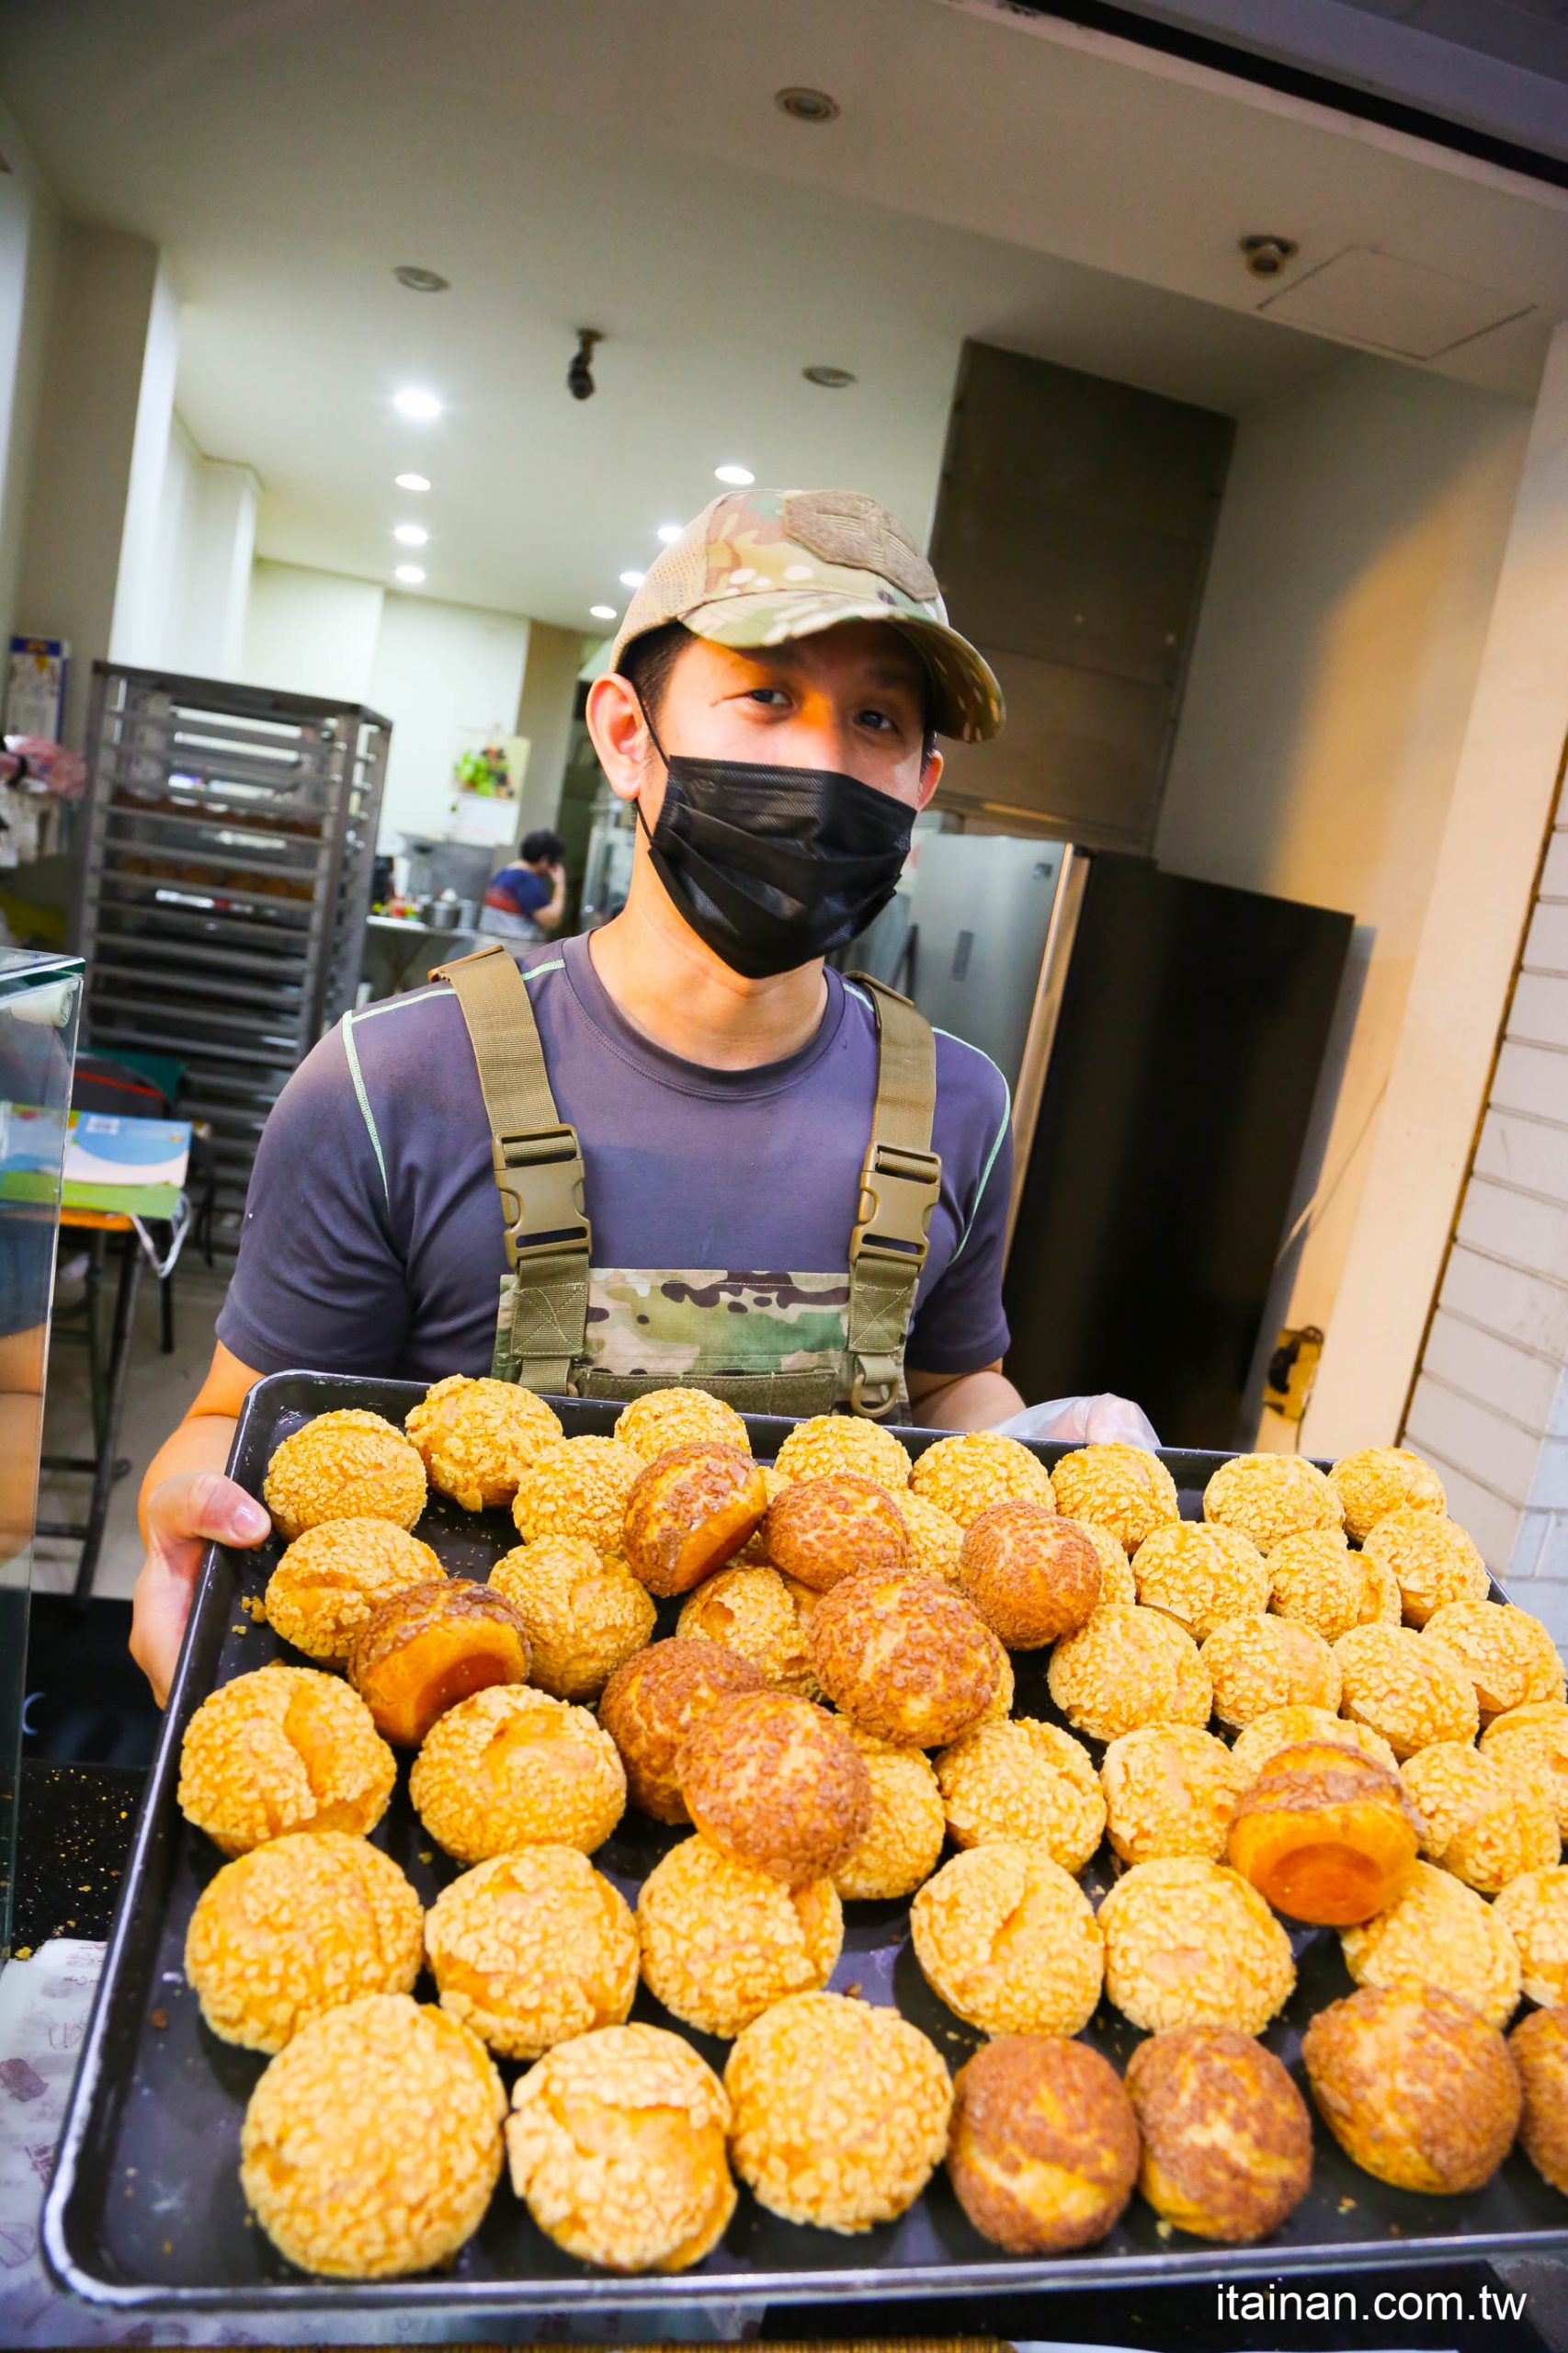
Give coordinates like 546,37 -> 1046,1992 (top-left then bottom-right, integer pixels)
151,1471 -> 270,1550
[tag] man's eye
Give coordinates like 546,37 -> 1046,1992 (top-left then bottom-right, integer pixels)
857,708 -> 898,733
747,687 -> 788,707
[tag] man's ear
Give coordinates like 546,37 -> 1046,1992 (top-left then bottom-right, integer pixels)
585,673 -> 653,805
915,745 -> 943,811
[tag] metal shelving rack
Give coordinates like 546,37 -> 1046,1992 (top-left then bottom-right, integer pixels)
74,662 -> 392,1242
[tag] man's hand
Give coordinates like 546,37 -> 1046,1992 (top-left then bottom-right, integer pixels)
1072,1392 -> 1158,1447
988,1392 -> 1161,1449
131,1340 -> 266,1706
131,1469 -> 270,1707
906,1369 -> 1161,1449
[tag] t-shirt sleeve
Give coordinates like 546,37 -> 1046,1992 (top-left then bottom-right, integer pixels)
216,1021 -> 411,1375
486,865 -> 550,915
904,1080 -> 1014,1377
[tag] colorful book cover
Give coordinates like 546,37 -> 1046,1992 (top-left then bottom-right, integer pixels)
62,1111 -> 190,1189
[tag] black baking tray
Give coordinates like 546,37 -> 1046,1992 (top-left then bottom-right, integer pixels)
43,1372 -> 1568,2315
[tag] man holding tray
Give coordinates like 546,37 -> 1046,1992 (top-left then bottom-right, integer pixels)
131,486 -> 1149,1701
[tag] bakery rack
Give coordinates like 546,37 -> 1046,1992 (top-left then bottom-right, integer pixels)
72,663 -> 392,1242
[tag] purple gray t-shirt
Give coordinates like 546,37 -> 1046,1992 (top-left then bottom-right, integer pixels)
219,932 -> 1013,1382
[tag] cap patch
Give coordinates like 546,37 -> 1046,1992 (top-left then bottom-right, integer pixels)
782,489 -> 938,602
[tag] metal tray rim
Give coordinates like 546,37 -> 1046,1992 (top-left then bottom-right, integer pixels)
43,2219 -> 1568,2317
43,1371 -> 1568,2315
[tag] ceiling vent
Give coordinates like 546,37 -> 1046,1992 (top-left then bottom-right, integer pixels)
1257,245 -> 1530,358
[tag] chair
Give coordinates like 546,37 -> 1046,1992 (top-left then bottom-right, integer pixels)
39,1051 -> 214,1601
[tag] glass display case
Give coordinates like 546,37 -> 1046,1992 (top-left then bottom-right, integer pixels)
0,949 -> 83,1961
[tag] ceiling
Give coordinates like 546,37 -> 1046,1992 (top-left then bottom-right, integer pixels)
1,0 -> 1562,631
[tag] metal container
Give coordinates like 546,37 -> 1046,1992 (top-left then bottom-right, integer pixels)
43,1377 -> 1568,2320
419,893 -> 468,931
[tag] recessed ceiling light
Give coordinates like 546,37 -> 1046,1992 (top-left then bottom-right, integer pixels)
775,85 -> 839,123
392,387 -> 442,421
393,264 -> 449,293
656,523 -> 684,543
803,364 -> 856,389
590,604 -> 617,622
714,463 -> 754,486
619,569 -> 646,588
394,563 -> 426,585
393,522 -> 428,546
395,472 -> 430,493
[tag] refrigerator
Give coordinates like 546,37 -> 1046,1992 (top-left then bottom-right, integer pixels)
850,835 -> 1352,1450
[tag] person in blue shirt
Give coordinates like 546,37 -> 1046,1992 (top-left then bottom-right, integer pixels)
480,828 -> 566,939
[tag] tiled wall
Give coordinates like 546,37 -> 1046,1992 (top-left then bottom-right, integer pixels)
1405,807 -> 1568,1633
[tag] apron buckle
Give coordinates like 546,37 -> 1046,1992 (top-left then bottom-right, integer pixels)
850,1140 -> 940,1272
848,1361 -> 902,1418
491,1123 -> 591,1270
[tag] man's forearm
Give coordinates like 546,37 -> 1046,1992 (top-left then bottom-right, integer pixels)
908,1367 -> 1024,1430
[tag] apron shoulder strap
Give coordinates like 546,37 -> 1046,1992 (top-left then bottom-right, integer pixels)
430,941 -> 590,1393
844,971 -> 941,1418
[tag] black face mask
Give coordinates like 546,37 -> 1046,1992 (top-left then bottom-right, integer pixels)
633,703 -> 915,981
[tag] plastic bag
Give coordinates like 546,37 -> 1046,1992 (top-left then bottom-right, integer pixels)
990,1393 -> 1161,1450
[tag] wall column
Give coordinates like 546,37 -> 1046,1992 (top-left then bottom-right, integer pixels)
0,97 -> 62,663
514,620 -> 585,836
1304,320 -> 1568,1465
108,255 -> 180,668
14,224 -> 166,742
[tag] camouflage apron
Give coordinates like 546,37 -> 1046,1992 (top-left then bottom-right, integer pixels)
431,940 -> 940,1419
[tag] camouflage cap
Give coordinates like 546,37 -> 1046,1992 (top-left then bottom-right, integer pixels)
609,486 -> 1003,745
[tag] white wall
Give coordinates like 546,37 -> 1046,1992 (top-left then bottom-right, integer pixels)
240,558 -> 383,704
176,457 -> 257,679
134,415 -> 261,680
239,560 -> 530,847
1156,351 -> 1532,1451
137,404 -> 199,669
0,97 -> 61,670
368,592 -> 529,847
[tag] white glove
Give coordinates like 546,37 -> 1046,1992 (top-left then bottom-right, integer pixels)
990,1393 -> 1161,1450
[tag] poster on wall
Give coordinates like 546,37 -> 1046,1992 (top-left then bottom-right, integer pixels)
448,729 -> 530,847
5,637 -> 70,740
